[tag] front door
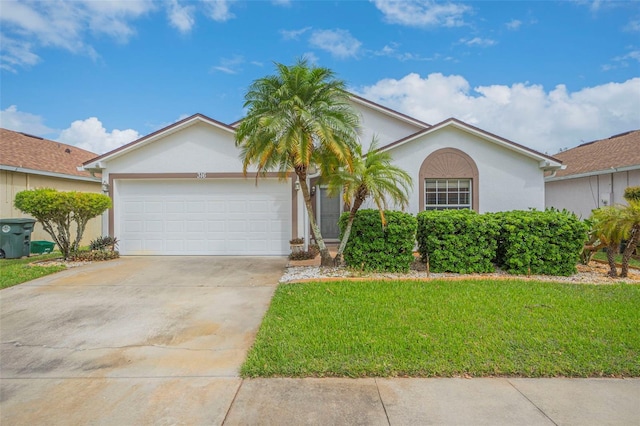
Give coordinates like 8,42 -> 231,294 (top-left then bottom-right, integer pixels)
318,187 -> 341,240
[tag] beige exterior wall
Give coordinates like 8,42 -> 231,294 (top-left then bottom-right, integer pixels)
1,170 -> 103,246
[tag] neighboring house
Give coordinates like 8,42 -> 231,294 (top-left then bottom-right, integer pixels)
545,130 -> 640,219
0,128 -> 102,245
82,96 -> 562,256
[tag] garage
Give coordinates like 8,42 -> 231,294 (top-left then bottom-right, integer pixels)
115,178 -> 291,256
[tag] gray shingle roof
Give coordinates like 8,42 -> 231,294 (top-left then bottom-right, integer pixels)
552,130 -> 640,178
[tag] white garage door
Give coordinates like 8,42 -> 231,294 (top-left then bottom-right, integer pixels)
116,179 -> 291,255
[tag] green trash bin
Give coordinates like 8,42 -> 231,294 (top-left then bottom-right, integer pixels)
0,218 -> 37,259
31,241 -> 55,255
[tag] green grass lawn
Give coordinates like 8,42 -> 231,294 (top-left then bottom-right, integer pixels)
242,279 -> 640,378
592,251 -> 640,269
0,253 -> 66,290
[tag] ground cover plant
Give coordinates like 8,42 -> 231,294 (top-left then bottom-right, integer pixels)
0,253 -> 65,289
242,279 -> 640,378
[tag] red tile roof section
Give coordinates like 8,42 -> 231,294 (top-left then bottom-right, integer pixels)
0,128 -> 98,178
551,130 -> 640,178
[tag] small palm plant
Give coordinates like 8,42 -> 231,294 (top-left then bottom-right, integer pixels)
326,137 -> 412,265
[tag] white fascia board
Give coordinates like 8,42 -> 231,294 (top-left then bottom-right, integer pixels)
0,164 -> 100,182
381,120 -> 563,170
545,164 -> 640,182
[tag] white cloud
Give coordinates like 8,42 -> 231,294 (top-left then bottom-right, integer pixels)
625,19 -> 640,32
272,0 -> 292,6
602,49 -> 640,71
506,19 -> 522,30
357,73 -> 640,154
309,29 -> 362,59
0,34 -> 40,72
58,117 -> 140,155
211,54 -> 245,74
460,37 -> 496,47
0,0 -> 154,69
0,105 -> 54,135
167,0 -> 196,33
203,0 -> 235,22
302,52 -> 319,64
372,0 -> 471,28
280,26 -> 312,40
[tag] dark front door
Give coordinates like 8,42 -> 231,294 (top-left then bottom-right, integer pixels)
319,187 -> 341,240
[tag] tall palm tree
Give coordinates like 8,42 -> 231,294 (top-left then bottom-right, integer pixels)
326,138 -> 413,265
235,59 -> 359,266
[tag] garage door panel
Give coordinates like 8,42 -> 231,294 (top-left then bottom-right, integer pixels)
117,179 -> 290,255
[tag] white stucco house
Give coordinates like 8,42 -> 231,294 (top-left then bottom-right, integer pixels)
82,95 -> 563,256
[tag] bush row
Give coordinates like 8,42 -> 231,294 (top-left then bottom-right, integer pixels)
339,208 -> 587,276
339,210 -> 417,272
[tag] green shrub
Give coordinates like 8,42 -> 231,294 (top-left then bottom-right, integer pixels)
493,209 -> 588,276
339,209 -> 416,272
416,209 -> 500,273
624,186 -> 640,203
68,250 -> 120,262
289,244 -> 319,260
14,188 -> 111,260
89,236 -> 119,252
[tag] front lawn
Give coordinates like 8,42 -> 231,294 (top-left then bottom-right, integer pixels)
242,279 -> 640,378
0,253 -> 66,289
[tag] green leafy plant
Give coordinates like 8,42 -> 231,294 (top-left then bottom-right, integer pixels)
493,209 -> 588,276
339,209 -> 416,272
14,188 -> 111,260
416,209 -> 500,273
89,236 -> 119,252
624,186 -> 640,203
68,250 -> 120,262
289,244 -> 319,261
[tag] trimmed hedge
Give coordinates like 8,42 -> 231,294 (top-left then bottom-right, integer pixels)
416,209 -> 500,273
339,209 -> 417,272
493,209 -> 588,276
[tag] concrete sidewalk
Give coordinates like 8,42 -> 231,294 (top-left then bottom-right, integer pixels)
224,377 -> 639,425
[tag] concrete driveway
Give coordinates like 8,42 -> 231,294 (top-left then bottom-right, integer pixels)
0,256 -> 286,425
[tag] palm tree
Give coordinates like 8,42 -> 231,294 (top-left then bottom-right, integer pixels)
591,200 -> 640,278
591,207 -> 626,277
619,200 -> 640,278
326,138 -> 412,265
235,59 -> 359,266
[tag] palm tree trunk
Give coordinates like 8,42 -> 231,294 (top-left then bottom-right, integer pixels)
333,197 -> 365,266
298,176 -> 332,266
606,241 -> 618,277
620,225 -> 640,278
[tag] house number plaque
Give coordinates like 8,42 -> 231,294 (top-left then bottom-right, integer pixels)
196,172 -> 207,179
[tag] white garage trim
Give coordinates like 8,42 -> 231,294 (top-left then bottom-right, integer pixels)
108,173 -> 296,256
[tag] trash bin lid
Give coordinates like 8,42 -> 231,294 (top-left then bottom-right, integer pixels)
0,218 -> 37,224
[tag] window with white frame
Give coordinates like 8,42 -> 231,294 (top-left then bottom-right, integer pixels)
425,179 -> 472,210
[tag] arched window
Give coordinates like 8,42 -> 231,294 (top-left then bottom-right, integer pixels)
419,148 -> 479,211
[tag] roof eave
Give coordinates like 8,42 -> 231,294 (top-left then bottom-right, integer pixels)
0,164 -> 100,182
545,164 -> 640,182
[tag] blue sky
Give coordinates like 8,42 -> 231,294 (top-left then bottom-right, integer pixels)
1,0 -> 639,155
